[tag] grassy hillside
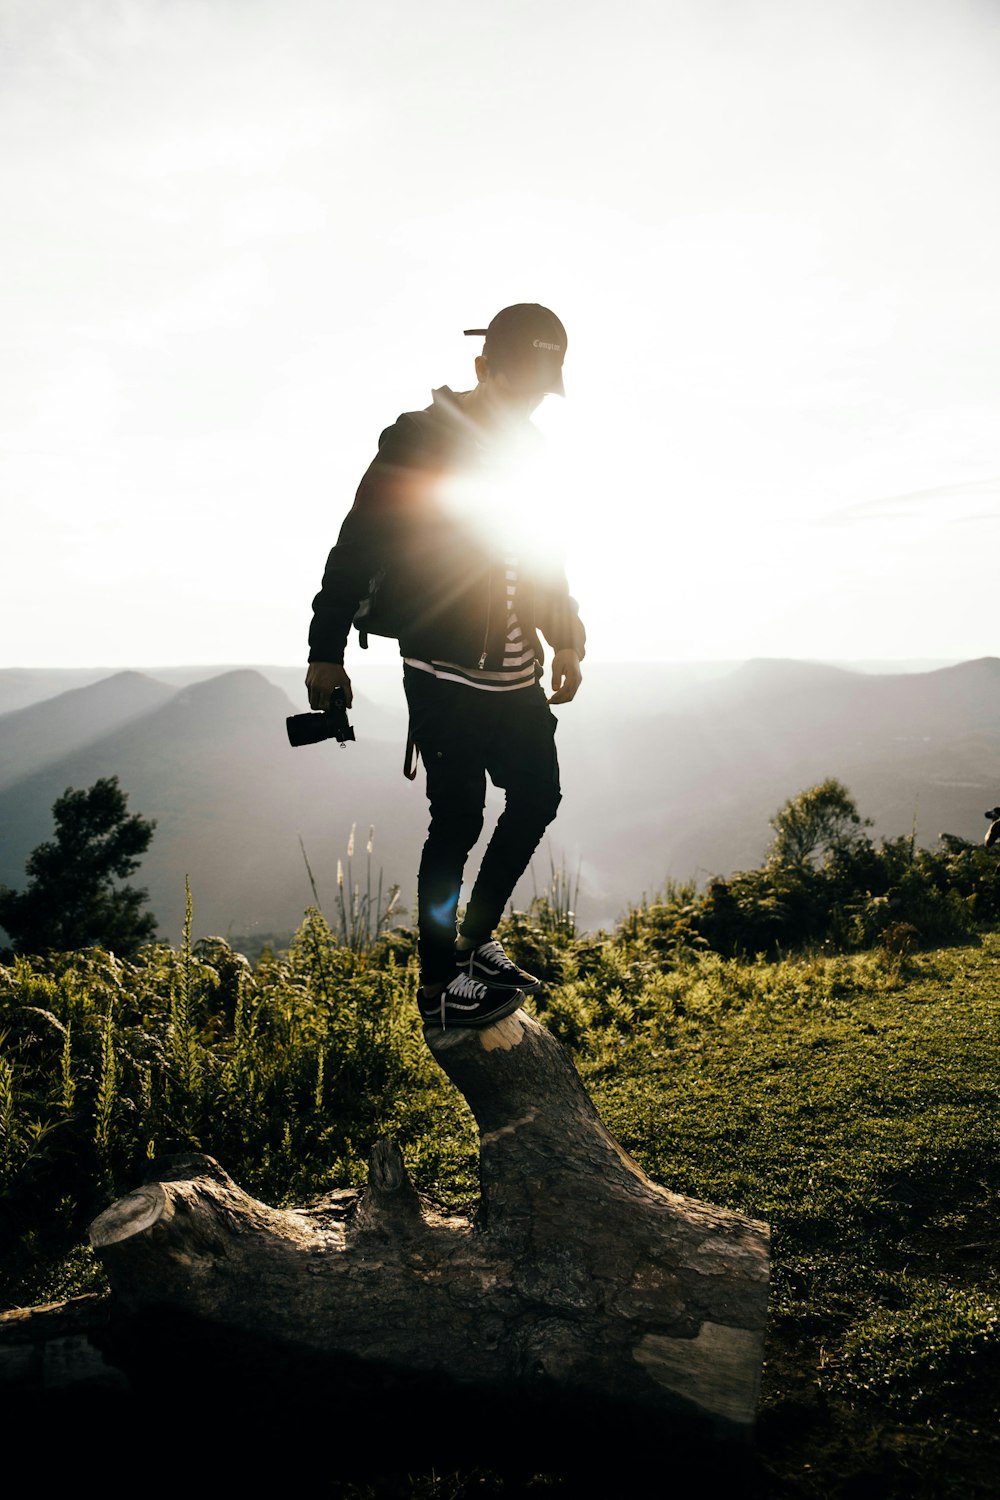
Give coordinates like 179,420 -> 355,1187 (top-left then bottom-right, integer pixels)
2,906 -> 999,1495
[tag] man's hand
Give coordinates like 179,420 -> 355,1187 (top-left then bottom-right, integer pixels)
548,649 -> 582,704
306,662 -> 353,710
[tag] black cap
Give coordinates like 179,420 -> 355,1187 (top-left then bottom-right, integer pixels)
464,304 -> 567,396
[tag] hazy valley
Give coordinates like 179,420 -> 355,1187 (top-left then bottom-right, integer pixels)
2,657 -> 999,946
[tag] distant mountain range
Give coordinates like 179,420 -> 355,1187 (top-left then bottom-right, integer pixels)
1,658 -> 998,946
0,669 -> 425,948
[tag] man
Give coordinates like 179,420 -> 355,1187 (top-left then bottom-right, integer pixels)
306,304 -> 585,1029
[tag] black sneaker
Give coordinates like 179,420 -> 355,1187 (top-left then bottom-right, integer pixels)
458,939 -> 542,991
417,972 -> 524,1030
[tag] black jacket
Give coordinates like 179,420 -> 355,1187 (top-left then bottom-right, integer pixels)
308,388 -> 586,671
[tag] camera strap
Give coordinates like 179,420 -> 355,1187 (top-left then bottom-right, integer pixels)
404,728 -> 420,781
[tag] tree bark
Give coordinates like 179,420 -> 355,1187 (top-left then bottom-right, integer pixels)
90,1008 -> 769,1438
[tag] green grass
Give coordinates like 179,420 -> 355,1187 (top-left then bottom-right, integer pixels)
542,939 -> 1000,1497
3,915 -> 1000,1494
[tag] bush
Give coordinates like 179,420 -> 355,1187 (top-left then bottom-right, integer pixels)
0,911 -> 453,1301
676,783 -> 1000,959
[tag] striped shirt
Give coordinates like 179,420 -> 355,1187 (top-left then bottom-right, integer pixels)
404,557 -> 538,692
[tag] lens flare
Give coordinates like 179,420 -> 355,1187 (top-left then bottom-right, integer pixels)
433,428 -> 568,575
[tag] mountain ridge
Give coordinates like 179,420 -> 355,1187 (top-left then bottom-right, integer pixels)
0,671 -> 176,792
3,658 -> 999,943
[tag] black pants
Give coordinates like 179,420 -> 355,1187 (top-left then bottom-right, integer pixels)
403,667 -> 562,985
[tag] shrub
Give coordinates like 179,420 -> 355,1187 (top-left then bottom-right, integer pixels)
676,782 -> 999,958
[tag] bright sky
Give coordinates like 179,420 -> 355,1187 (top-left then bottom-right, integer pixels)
4,0 -> 1000,669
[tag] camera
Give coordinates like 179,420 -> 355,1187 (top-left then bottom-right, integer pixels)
286,688 -> 356,748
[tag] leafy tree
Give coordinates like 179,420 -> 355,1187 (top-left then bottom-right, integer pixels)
0,777 -> 157,957
766,777 -> 872,870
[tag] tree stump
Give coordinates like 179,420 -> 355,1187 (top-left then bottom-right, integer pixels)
90,1009 -> 769,1446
